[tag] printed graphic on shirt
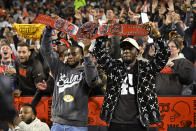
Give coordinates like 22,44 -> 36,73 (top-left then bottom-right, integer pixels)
0,65 -> 7,74
121,74 -> 135,95
63,95 -> 74,102
19,68 -> 27,77
57,73 -> 83,94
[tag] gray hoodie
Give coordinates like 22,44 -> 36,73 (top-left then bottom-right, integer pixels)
40,27 -> 98,127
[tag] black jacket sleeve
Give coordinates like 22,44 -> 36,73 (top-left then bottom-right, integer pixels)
0,75 -> 17,122
172,58 -> 194,85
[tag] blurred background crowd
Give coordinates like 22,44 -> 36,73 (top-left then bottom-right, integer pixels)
0,0 -> 196,62
0,0 -> 196,130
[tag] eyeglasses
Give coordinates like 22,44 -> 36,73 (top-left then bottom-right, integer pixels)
169,46 -> 177,48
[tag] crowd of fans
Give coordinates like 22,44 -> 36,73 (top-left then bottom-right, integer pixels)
0,0 -> 196,131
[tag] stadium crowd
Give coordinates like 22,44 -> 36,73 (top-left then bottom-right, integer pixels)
0,0 -> 196,131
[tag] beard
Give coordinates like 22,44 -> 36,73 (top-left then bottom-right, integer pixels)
68,61 -> 80,68
124,59 -> 133,66
123,57 -> 135,65
26,117 -> 35,124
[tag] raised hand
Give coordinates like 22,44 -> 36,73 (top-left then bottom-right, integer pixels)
149,45 -> 155,56
151,22 -> 161,38
167,0 -> 174,12
51,13 -> 59,20
74,10 -> 82,20
172,12 -> 180,24
81,39 -> 92,55
143,22 -> 160,38
165,13 -> 172,25
152,0 -> 158,13
185,0 -> 191,7
36,80 -> 47,90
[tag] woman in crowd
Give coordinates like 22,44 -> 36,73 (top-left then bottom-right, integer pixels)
156,36 -> 195,95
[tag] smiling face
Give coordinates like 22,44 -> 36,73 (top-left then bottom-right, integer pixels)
67,46 -> 83,68
17,46 -> 31,63
106,10 -> 114,20
0,45 -> 12,59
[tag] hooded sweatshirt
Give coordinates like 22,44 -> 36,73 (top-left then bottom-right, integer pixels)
40,27 -> 98,127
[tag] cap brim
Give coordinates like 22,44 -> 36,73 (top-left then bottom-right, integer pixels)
120,41 -> 134,48
120,41 -> 140,52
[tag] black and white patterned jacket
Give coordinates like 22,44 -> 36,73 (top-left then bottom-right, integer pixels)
92,37 -> 170,127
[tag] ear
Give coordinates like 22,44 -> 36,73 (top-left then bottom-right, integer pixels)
28,50 -> 31,56
136,47 -> 143,59
136,52 -> 140,59
80,55 -> 83,61
79,54 -> 81,58
32,114 -> 35,119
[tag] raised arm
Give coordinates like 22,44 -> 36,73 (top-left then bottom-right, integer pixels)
40,26 -> 61,76
90,37 -> 116,74
82,39 -> 99,87
147,22 -> 171,74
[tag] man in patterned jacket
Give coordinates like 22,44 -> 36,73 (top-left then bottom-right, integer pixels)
85,23 -> 170,131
